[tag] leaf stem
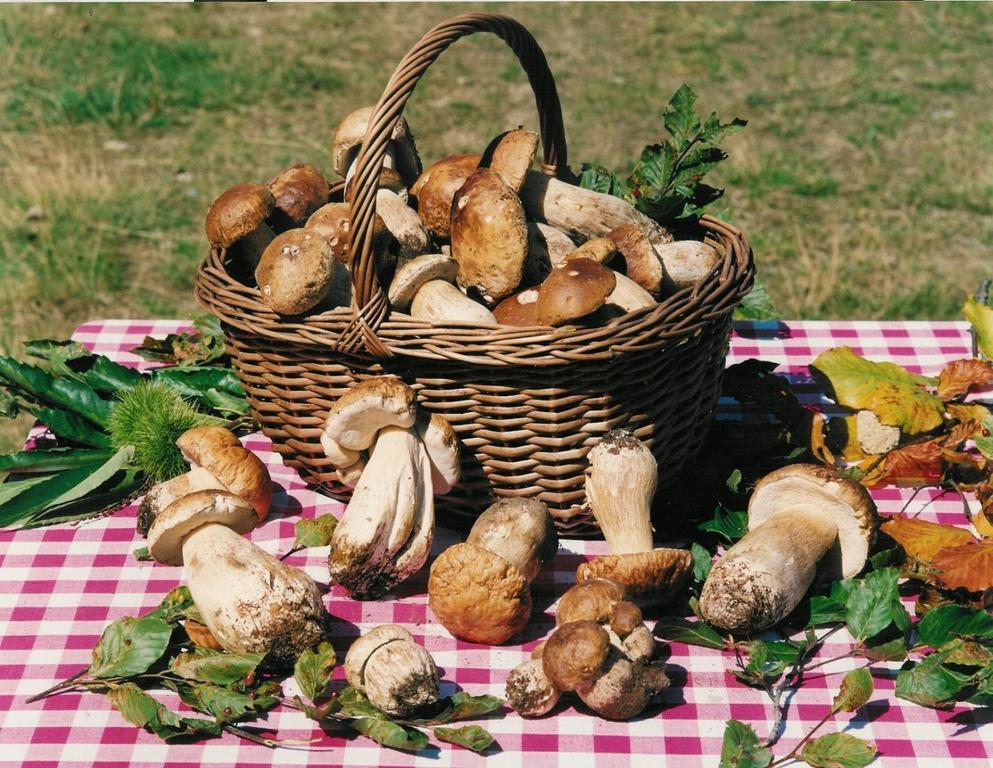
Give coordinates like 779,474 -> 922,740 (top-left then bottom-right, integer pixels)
767,709 -> 834,767
25,669 -> 88,703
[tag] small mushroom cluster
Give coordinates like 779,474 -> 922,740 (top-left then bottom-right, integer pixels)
343,624 -> 440,717
506,578 -> 668,720
141,427 -> 330,663
322,376 -> 460,600
205,105 -> 722,327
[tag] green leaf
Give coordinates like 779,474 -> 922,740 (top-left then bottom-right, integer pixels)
735,281 -> 781,321
719,719 -> 772,768
337,686 -> 387,719
414,692 -> 504,725
895,641 -> 972,709
202,388 -> 250,417
810,346 -> 944,435
88,615 -> 173,678
175,680 -> 279,723
846,568 -> 901,642
698,505 -> 749,543
350,717 -> 429,752
294,640 -> 337,703
628,142 -> 677,192
578,163 -> 625,197
654,616 -> 726,649
0,448 -> 114,474
868,547 -> 900,571
942,640 -> 993,667
863,637 -> 908,662
150,367 -> 247,415
700,113 -> 748,144
691,542 -> 713,583
964,295 -> 993,360
663,84 -> 701,147
966,665 -> 993,705
142,586 -> 197,622
726,468 -> 743,493
801,732 -> 877,768
671,146 -> 727,187
975,416 -> 993,461
0,475 -> 49,506
171,650 -> 265,686
26,467 -> 146,528
832,668 -> 874,713
292,515 -> 339,551
0,356 -> 114,427
132,546 -> 152,561
916,603 -> 993,648
106,683 -> 222,741
734,640 -> 800,686
21,404 -> 113,448
433,725 -> 494,753
809,579 -> 857,627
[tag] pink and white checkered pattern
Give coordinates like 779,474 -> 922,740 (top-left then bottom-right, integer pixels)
0,319 -> 989,767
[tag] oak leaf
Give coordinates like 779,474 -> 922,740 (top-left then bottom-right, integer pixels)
810,346 -> 944,435
932,541 -> 993,593
881,516 -> 976,562
937,359 -> 993,400
861,440 -> 944,488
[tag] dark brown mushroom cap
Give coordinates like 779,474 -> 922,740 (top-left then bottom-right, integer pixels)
542,620 -> 611,691
255,228 -> 334,315
534,257 -> 617,326
410,154 -> 481,240
480,128 -> 539,193
555,577 -> 626,625
428,542 -> 531,645
205,183 -> 275,247
749,463 -> 879,579
493,288 -> 542,326
267,164 -> 331,228
576,548 -> 694,606
609,602 -> 643,639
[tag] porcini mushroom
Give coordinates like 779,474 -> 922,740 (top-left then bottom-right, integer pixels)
388,253 -> 496,324
147,490 -> 328,663
579,430 -> 693,605
410,153 -> 481,240
373,188 -> 429,263
521,222 -> 577,285
267,164 -> 331,230
205,183 -> 276,269
656,240 -> 722,295
699,464 -> 878,634
608,223 -> 666,299
480,128 -> 539,193
534,257 -> 616,327
343,624 -> 440,717
429,498 -> 557,645
331,105 -> 421,186
450,168 -> 529,305
255,228 -> 336,315
493,287 -> 541,326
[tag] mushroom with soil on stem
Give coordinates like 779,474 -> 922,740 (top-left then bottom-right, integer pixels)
698,463 -> 878,634
388,253 -> 496,325
577,430 -> 694,606
146,489 -> 329,663
343,624 -> 441,716
266,164 -> 331,231
205,183 -> 277,269
429,498 -> 557,645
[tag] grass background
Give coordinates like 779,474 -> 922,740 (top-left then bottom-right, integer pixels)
1,2 -> 992,451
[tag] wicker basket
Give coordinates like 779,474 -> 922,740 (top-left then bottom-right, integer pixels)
195,13 -> 755,536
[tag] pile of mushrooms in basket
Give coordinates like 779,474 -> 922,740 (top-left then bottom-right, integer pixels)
185,102 -> 877,730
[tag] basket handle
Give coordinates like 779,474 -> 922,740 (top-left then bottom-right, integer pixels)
337,12 -> 569,357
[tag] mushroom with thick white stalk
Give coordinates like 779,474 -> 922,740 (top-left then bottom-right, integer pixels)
699,464 -> 878,634
331,105 -> 421,187
370,188 -> 430,263
137,426 -> 271,536
656,240 -> 722,295
607,223 -> 667,299
521,222 -> 577,284
579,430 -> 693,605
147,489 -> 329,663
388,253 -> 496,324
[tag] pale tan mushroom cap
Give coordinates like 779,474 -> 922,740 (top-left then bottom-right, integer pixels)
255,229 -> 334,315
658,240 -> 721,294
535,257 -> 616,326
332,106 -> 420,183
388,254 -> 460,309
428,542 -> 531,645
267,164 -> 331,227
748,463 -> 878,579
576,548 -> 694,606
205,183 -> 275,247
410,153 -> 481,239
482,128 -> 539,193
567,237 -> 618,265
147,490 -> 257,566
466,498 -> 557,583
176,426 -> 272,522
506,659 -> 561,718
344,624 -> 414,689
450,168 -> 528,305
323,376 -> 417,451
575,650 -> 666,720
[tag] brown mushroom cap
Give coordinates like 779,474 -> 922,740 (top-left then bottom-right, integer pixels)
608,224 -> 665,298
322,376 -> 417,451
176,426 -> 272,522
534,257 -> 617,326
493,288 -> 542,326
466,498 -> 557,583
609,602 -> 643,639
566,237 -> 618,265
205,183 -> 275,247
305,203 -> 351,263
542,620 -> 611,691
450,168 -> 528,305
749,464 -> 878,579
410,153 -> 481,240
555,577 -> 626,626
267,164 -> 331,229
576,548 -> 694,606
480,128 -> 539,193
428,542 -> 531,645
147,490 -> 257,566
388,254 -> 460,310
331,106 -> 421,185
255,228 -> 334,315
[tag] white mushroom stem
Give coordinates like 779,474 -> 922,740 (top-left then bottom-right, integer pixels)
519,172 -> 672,251
698,505 -> 838,634
585,431 -> 656,554
410,281 -> 497,324
183,523 -> 327,657
606,272 -> 656,312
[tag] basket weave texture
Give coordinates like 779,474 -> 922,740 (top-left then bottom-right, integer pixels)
194,13 -> 755,535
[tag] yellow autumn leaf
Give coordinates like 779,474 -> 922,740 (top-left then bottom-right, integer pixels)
947,403 -> 991,427
810,346 -> 944,435
964,296 -> 993,360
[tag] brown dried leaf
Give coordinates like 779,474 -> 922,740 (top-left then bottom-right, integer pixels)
810,412 -> 835,466
881,516 -> 977,562
860,440 -> 945,488
937,359 -> 993,400
932,541 -> 993,593
974,484 -> 993,539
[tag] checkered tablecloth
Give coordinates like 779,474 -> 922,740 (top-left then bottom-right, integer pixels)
0,318 -> 990,768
